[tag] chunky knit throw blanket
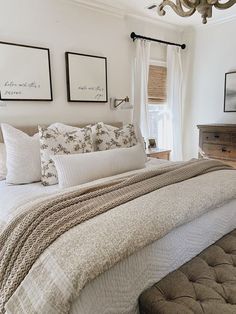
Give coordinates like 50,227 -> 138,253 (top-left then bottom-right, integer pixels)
0,159 -> 233,313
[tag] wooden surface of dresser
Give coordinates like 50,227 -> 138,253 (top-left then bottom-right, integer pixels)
197,124 -> 236,168
146,148 -> 171,160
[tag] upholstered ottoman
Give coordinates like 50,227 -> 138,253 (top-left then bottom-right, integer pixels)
139,229 -> 236,314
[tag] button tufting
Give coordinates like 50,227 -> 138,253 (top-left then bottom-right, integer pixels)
139,228 -> 236,313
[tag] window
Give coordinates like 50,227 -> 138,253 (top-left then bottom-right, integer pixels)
148,64 -> 167,105
148,61 -> 170,149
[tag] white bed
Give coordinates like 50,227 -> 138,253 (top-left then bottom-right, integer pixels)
1,157 -> 236,314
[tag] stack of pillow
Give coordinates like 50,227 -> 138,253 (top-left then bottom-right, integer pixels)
0,122 -> 146,188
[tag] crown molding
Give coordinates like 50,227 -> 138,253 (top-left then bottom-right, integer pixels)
126,13 -> 184,31
66,0 -> 125,18
66,0 -> 184,31
194,13 -> 236,29
61,0 -> 236,30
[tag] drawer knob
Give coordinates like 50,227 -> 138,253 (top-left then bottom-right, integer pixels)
222,147 -> 231,153
214,135 -> 220,138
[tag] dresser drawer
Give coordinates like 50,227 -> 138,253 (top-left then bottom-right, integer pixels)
203,143 -> 236,160
232,133 -> 236,144
202,132 -> 231,144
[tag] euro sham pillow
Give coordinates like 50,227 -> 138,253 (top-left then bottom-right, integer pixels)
1,124 -> 41,184
95,122 -> 138,151
0,143 -> 7,181
39,123 -> 93,186
52,144 -> 146,189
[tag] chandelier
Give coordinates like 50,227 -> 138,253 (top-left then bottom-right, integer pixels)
157,0 -> 236,24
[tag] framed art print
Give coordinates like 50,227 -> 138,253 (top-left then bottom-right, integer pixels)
65,52 -> 108,102
0,41 -> 53,101
224,71 -> 236,112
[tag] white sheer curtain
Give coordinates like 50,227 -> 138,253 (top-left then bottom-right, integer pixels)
132,39 -> 151,141
148,104 -> 172,150
167,45 -> 183,161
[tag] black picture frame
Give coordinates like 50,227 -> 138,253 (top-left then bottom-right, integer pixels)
0,41 -> 53,101
65,52 -> 108,103
224,71 -> 236,112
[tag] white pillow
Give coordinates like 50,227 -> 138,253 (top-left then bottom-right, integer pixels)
39,123 -> 93,186
0,143 -> 7,181
1,124 -> 41,184
53,144 -> 146,189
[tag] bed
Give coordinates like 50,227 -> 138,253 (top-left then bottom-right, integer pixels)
0,124 -> 236,314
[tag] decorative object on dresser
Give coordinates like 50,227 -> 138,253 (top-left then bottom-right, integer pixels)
146,147 -> 171,160
148,138 -> 157,148
65,52 -> 108,102
224,71 -> 236,112
0,41 -> 53,101
198,124 -> 236,168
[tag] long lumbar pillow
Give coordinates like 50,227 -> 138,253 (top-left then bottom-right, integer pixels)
52,143 -> 146,189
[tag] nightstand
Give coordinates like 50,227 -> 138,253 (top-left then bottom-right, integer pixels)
146,148 -> 171,160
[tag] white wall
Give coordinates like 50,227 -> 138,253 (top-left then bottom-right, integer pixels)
4,0 -> 235,161
183,20 -> 236,159
0,0 -> 182,127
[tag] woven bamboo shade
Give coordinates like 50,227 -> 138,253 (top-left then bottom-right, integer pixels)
148,65 -> 167,104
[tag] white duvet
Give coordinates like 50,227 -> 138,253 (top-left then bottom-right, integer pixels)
1,158 -> 236,314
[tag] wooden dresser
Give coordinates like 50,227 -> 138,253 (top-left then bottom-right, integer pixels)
197,124 -> 236,168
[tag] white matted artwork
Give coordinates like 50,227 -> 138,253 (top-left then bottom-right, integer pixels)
0,41 -> 53,101
65,52 -> 108,102
224,71 -> 236,112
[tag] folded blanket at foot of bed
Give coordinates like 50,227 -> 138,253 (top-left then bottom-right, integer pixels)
139,229 -> 236,314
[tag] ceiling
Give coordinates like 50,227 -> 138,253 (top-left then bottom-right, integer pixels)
73,0 -> 236,27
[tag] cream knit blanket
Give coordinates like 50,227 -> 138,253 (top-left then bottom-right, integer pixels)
0,159 -> 235,313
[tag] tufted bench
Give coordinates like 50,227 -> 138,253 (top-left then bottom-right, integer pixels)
139,229 -> 236,314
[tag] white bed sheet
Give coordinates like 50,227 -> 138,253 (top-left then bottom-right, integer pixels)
0,158 -> 167,225
0,181 -> 58,224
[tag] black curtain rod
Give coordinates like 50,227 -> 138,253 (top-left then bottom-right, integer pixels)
130,32 -> 186,50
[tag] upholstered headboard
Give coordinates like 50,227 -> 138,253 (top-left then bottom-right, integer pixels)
0,122 -> 123,143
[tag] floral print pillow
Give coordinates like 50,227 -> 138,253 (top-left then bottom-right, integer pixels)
39,123 -> 93,186
95,122 -> 138,151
